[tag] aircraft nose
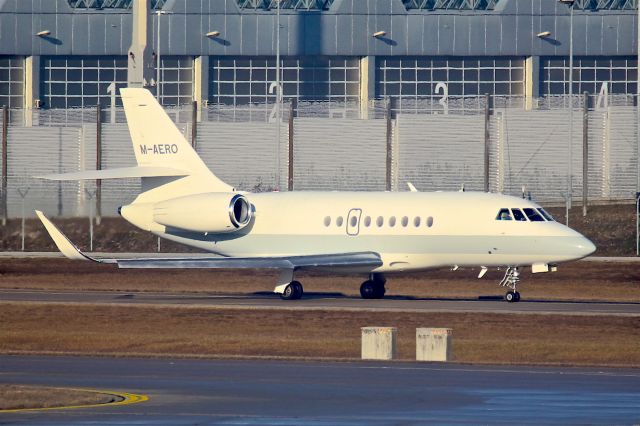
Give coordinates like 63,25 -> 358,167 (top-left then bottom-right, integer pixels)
576,237 -> 596,258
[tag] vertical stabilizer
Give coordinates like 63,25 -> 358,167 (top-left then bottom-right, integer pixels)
120,88 -> 233,201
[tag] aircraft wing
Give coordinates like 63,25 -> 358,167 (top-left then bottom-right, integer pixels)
36,210 -> 382,270
114,252 -> 382,270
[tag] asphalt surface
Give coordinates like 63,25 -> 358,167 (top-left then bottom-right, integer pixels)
2,289 -> 639,316
1,356 -> 639,425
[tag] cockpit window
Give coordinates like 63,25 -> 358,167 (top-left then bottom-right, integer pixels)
496,208 -> 512,221
523,208 -> 545,222
537,208 -> 555,222
511,208 -> 527,221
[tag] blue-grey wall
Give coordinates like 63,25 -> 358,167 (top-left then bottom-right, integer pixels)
0,0 -> 636,57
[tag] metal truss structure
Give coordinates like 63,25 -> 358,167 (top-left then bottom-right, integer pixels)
66,0 -> 637,11
236,0 -> 333,9
67,0 -> 166,9
402,0 -> 498,9
569,0 -> 637,10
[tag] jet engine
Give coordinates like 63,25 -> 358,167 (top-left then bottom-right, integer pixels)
153,192 -> 253,233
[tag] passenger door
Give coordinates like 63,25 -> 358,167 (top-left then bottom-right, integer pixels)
346,208 -> 362,236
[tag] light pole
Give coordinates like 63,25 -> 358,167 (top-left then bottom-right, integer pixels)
637,0 -> 639,256
560,0 -> 575,226
155,10 -> 171,102
275,0 -> 281,190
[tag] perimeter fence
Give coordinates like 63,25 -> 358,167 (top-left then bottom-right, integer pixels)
0,93 -> 638,219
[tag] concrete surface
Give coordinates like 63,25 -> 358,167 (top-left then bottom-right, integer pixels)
361,327 -> 397,360
0,356 -> 639,425
416,328 -> 452,362
1,289 -> 639,317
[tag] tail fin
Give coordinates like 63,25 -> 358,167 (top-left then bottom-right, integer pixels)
120,88 -> 232,200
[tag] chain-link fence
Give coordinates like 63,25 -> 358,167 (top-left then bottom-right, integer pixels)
0,93 -> 638,219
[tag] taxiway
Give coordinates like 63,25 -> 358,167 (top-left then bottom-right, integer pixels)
1,289 -> 639,316
1,355 -> 639,425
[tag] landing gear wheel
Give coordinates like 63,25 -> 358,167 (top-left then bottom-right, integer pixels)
281,281 -> 303,300
505,291 -> 521,303
360,280 -> 386,299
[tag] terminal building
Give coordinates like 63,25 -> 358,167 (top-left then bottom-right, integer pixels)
0,0 -> 637,110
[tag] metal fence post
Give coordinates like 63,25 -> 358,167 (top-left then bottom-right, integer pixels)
2,105 -> 7,225
484,93 -> 490,193
191,100 -> 198,149
96,103 -> 102,224
582,92 -> 589,217
288,98 -> 296,191
385,98 -> 394,191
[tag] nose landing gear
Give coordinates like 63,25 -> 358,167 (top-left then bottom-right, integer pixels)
500,267 -> 521,302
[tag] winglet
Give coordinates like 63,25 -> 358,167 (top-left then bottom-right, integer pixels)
35,210 -> 97,262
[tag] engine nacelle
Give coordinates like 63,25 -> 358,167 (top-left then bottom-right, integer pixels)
153,192 -> 253,233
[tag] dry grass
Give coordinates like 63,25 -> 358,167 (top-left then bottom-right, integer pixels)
0,258 -> 638,302
0,385 -> 116,410
1,302 -> 639,367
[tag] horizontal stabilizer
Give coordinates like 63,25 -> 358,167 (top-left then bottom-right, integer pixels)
36,166 -> 189,181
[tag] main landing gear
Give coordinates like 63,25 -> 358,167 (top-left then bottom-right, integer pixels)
281,280 -> 303,300
500,267 -> 521,303
360,273 -> 386,299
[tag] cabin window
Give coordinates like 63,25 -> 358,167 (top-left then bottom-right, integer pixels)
364,216 -> 371,227
537,208 -> 555,221
414,216 -> 421,227
350,216 -> 358,227
496,208 -> 512,221
376,216 -> 384,227
324,216 -> 331,227
389,216 -> 396,227
426,216 -> 434,227
523,208 -> 545,222
336,216 -> 344,226
401,216 -> 409,227
511,208 -> 527,222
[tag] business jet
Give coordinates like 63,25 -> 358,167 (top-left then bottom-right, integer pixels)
36,88 -> 595,303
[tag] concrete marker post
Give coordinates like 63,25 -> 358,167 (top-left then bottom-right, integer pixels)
361,327 -> 397,360
416,328 -> 452,362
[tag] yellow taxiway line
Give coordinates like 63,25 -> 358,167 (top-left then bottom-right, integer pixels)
0,388 -> 149,413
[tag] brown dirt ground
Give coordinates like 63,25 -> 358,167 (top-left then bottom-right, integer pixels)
0,384 -> 116,410
0,258 -> 638,302
0,203 -> 637,256
1,303 -> 639,367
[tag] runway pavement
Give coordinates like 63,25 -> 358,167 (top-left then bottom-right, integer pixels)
1,289 -> 639,316
1,355 -> 639,425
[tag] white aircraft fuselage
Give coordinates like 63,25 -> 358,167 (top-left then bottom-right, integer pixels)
121,191 -> 594,274
36,88 -> 596,302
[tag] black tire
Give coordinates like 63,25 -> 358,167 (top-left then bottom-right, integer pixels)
281,281 -> 303,300
293,281 -> 303,298
372,282 -> 386,299
514,291 -> 521,302
360,281 -> 376,299
505,291 -> 515,303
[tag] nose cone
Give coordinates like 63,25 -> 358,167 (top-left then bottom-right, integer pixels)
576,236 -> 597,259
